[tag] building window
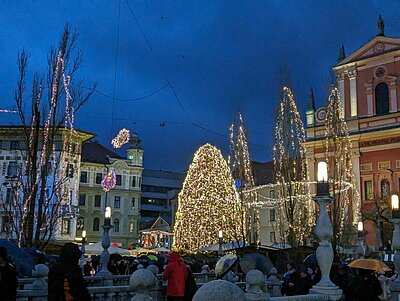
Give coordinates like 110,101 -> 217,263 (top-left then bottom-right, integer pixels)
80,171 -> 88,183
5,188 -> 12,203
364,180 -> 373,201
116,175 -> 122,186
10,141 -> 20,150
269,190 -> 275,199
375,82 -> 389,115
270,209 -> 276,221
2,216 -> 10,232
132,176 -> 136,187
78,194 -> 86,206
114,196 -> 121,208
94,195 -> 101,207
381,179 -> 390,200
113,219 -> 120,232
95,173 -> 103,184
93,218 -> 100,231
7,161 -> 18,177
61,219 -> 71,234
270,232 -> 276,243
131,197 -> 136,210
129,222 -> 134,233
67,164 -> 74,178
77,217 -> 84,230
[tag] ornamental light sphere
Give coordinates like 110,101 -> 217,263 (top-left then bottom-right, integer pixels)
105,207 -> 112,219
317,161 -> 328,182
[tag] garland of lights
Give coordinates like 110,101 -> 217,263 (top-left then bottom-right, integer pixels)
228,113 -> 259,244
101,169 -> 117,192
324,87 -> 360,242
272,87 -> 314,246
173,143 -> 242,253
111,128 -> 130,148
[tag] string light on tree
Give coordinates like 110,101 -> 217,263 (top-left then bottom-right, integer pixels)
228,112 -> 259,245
273,86 -> 313,247
324,86 -> 360,248
111,128 -> 130,148
173,143 -> 242,253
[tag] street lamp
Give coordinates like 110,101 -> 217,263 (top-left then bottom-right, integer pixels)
96,207 -> 113,279
80,230 -> 87,271
356,221 -> 365,259
391,195 -> 400,281
218,230 -> 223,257
310,161 -> 342,299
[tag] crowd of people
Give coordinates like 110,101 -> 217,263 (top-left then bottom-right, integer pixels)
0,242 -> 390,301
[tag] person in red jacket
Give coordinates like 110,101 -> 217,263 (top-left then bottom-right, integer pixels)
163,252 -> 188,301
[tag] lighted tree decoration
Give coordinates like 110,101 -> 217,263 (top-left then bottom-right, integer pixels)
228,112 -> 259,245
0,25 -> 95,248
273,87 -> 313,247
324,86 -> 360,251
173,144 -> 242,253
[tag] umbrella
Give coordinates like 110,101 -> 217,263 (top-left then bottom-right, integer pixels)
147,255 -> 158,262
303,254 -> 318,271
131,247 -> 158,255
197,240 -> 247,252
239,253 -> 274,274
215,254 -> 237,278
84,242 -> 131,255
153,247 -> 170,253
0,239 -> 35,277
348,259 -> 391,272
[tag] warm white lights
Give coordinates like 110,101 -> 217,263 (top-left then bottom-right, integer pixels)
218,230 -> 223,239
105,207 -> 112,219
392,194 -> 399,210
357,221 -> 363,232
317,162 -> 328,182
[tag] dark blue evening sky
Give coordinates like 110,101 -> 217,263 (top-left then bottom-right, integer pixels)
1,1 -> 399,171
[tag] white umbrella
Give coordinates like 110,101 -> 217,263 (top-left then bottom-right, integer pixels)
197,240 -> 246,252
153,247 -> 170,253
84,242 -> 131,255
131,247 -> 158,255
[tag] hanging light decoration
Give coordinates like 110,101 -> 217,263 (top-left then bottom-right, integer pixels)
101,169 -> 116,192
111,128 -> 130,148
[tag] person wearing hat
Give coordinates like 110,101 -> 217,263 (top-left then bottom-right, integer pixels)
0,247 -> 18,301
296,265 -> 313,295
163,252 -> 187,301
48,243 -> 91,301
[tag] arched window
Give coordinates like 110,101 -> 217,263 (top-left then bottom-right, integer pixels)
113,218 -> 120,232
77,217 -> 84,230
375,82 -> 389,115
381,179 -> 390,200
93,217 -> 100,231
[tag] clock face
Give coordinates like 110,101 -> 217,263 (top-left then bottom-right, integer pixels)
373,43 -> 385,53
374,66 -> 386,78
316,108 -> 327,123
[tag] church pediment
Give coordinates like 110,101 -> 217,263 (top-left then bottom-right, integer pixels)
337,36 -> 400,66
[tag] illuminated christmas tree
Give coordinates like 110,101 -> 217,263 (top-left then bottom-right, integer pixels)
228,113 -> 259,245
273,87 -> 313,247
173,143 -> 241,253
324,87 -> 360,250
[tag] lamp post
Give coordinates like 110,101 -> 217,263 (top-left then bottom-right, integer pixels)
390,194 -> 400,301
310,161 -> 342,300
96,207 -> 113,279
81,230 -> 86,269
218,230 -> 223,257
356,221 -> 365,259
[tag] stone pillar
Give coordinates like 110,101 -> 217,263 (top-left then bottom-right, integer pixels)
24,264 -> 49,301
245,270 -> 269,301
130,269 -> 156,301
310,195 -> 343,300
389,77 -> 398,112
349,70 -> 358,118
351,148 -> 361,224
365,81 -> 373,116
266,268 -> 282,297
337,74 -> 346,117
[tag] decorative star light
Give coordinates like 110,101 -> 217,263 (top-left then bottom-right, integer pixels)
101,169 -> 116,192
111,128 -> 130,148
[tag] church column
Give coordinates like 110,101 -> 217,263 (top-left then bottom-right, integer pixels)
365,81 -> 373,116
337,73 -> 346,117
349,69 -> 358,118
389,77 -> 398,112
351,144 -> 361,224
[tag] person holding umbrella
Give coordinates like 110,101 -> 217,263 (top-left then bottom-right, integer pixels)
350,268 -> 382,301
163,252 -> 187,301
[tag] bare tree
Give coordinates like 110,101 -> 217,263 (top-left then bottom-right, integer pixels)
273,86 -> 313,248
1,24 -> 95,249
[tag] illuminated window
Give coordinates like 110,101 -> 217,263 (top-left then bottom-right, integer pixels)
61,219 -> 70,234
364,180 -> 373,201
129,222 -> 134,233
381,179 -> 390,200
